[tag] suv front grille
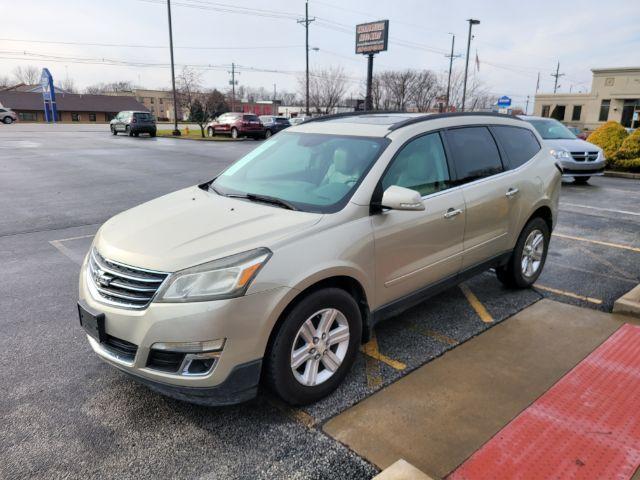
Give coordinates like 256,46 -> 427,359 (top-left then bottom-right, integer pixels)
570,151 -> 599,162
87,248 -> 168,309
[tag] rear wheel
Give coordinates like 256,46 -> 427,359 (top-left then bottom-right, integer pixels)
265,288 -> 361,405
573,176 -> 590,184
496,217 -> 549,289
150,130 -> 156,138
126,126 -> 133,137
111,126 -> 117,135
4,116 -> 13,124
264,129 -> 272,139
207,127 -> 214,137
231,127 -> 238,139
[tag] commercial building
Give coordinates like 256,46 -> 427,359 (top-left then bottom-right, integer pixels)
533,67 -> 640,130
0,89 -> 147,122
106,89 -> 180,121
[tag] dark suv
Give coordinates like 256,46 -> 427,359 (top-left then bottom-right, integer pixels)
110,111 -> 157,137
259,116 -> 291,138
206,113 -> 264,139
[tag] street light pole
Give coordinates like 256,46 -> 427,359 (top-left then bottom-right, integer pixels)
166,0 -> 180,136
461,18 -> 480,112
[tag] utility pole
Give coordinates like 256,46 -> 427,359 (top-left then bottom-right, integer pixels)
535,72 -> 540,94
166,0 -> 180,135
525,95 -> 530,114
461,18 -> 480,112
445,33 -> 461,111
297,0 -> 315,116
228,63 -> 238,111
551,61 -> 564,94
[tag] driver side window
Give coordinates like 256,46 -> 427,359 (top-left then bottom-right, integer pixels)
382,132 -> 452,197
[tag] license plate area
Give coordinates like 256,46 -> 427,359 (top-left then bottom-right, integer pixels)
78,301 -> 106,343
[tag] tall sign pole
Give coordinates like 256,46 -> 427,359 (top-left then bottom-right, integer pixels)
445,33 -> 461,111
166,0 -> 180,135
355,20 -> 389,112
462,18 -> 480,112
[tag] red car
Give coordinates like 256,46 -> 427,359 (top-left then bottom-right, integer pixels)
206,112 -> 265,139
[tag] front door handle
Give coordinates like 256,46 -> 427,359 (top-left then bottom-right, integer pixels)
505,187 -> 519,198
443,207 -> 463,219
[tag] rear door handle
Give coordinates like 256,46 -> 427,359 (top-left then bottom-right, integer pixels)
505,188 -> 519,198
443,208 -> 463,219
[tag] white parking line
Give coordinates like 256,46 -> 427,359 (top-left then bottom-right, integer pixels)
560,202 -> 640,217
49,234 -> 94,265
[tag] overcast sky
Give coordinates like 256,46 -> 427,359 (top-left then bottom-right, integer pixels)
2,0 -> 639,109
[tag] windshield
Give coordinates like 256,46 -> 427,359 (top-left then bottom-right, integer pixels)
211,132 -> 389,213
526,119 -> 577,140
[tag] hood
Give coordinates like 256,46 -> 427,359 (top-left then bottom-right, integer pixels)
95,186 -> 323,272
543,138 -> 603,153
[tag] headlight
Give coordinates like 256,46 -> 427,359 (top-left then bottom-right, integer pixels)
156,248 -> 271,302
549,149 -> 572,160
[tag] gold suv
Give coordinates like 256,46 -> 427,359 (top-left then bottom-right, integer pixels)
78,112 -> 560,405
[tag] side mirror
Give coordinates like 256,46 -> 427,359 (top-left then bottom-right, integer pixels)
381,185 -> 425,211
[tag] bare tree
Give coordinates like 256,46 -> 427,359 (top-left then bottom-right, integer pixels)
410,70 -> 440,112
279,91 -> 299,106
176,66 -> 202,118
57,77 -> 77,93
300,66 -> 348,114
190,89 -> 230,137
385,69 -> 417,110
444,68 -> 495,111
84,81 -> 134,94
0,75 -> 10,88
13,65 -> 40,84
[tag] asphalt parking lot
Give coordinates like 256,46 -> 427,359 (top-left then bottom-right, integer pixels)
1,123 -> 639,479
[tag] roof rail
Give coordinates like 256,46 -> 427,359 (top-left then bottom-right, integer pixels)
387,111 -> 522,131
299,110 -> 407,125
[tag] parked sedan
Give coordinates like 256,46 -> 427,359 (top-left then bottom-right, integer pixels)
110,111 -> 157,137
0,107 -> 17,124
259,116 -> 291,138
207,113 -> 265,139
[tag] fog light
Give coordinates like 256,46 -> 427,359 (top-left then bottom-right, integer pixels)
180,351 -> 220,376
151,339 -> 225,353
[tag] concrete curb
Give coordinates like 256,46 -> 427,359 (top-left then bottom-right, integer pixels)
613,284 -> 640,318
373,460 -> 436,480
604,170 -> 640,179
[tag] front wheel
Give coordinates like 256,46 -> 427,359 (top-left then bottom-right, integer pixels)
264,129 -> 272,139
264,288 -> 361,405
573,176 -> 590,184
207,127 -> 214,137
150,130 -> 156,138
496,217 -> 549,288
126,126 -> 134,137
111,126 -> 117,135
4,117 -> 13,124
231,127 -> 238,139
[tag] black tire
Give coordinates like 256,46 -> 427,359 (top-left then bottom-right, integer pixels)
4,117 -> 13,124
111,126 -> 117,135
231,127 -> 238,139
208,127 -> 214,137
126,126 -> 134,137
264,129 -> 272,139
150,130 -> 156,138
134,132 -> 139,137
264,288 -> 362,405
496,217 -> 550,289
573,176 -> 590,184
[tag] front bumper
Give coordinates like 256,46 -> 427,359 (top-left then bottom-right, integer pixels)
560,158 -> 606,176
78,257 -> 293,404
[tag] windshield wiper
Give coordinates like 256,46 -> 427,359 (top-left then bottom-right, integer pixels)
227,193 -> 298,211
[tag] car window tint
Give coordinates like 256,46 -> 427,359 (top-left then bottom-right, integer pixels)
382,132 -> 452,196
492,126 -> 540,169
244,115 -> 259,121
445,127 -> 503,183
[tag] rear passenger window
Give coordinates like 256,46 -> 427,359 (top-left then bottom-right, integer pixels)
382,132 -> 452,196
492,126 -> 541,169
445,127 -> 503,183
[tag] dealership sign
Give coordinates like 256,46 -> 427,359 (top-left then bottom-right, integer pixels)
355,20 -> 389,55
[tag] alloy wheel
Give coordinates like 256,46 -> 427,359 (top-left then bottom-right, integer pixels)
290,308 -> 350,386
521,229 -> 545,278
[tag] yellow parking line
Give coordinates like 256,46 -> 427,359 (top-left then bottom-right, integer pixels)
535,284 -> 603,305
553,233 -> 640,253
459,284 -> 494,323
264,395 -> 316,429
361,333 -> 407,371
407,324 -> 458,346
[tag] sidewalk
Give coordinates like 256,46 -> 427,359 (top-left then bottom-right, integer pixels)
323,299 -> 640,479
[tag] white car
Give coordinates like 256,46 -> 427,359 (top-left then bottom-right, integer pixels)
0,107 -> 17,124
520,116 -> 605,184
